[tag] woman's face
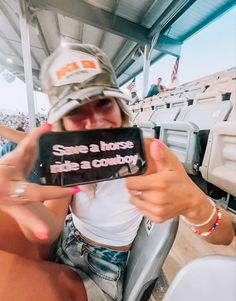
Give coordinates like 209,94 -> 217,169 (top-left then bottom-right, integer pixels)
62,98 -> 122,131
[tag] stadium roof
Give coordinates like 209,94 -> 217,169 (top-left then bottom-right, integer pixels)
0,0 -> 235,89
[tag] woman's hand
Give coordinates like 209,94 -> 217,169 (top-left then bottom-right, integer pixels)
0,125 -> 77,242
126,139 -> 207,223
126,139 -> 234,245
0,125 -> 73,206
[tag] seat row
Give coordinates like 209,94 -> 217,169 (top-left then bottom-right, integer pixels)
131,72 -> 236,211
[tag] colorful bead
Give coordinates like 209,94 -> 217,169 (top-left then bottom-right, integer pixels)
191,206 -> 222,237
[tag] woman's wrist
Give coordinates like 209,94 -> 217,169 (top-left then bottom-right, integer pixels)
181,196 -> 223,237
181,198 -> 216,227
182,191 -> 214,226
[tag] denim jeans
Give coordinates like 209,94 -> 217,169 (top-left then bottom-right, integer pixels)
53,214 -> 129,301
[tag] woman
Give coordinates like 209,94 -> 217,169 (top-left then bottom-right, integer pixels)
0,44 -> 234,301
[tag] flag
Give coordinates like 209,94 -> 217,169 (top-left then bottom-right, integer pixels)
171,57 -> 180,83
126,78 -> 136,91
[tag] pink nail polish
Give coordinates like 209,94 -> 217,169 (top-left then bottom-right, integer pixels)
35,231 -> 48,240
154,139 -> 161,148
41,123 -> 52,131
150,139 -> 161,159
71,186 -> 81,195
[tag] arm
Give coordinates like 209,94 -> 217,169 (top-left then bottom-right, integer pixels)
126,139 -> 234,245
0,125 -> 27,143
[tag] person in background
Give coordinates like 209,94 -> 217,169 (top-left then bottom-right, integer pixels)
146,77 -> 165,98
0,43 -> 234,301
129,88 -> 139,105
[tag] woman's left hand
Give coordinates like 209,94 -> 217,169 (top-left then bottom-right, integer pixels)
126,139 -> 208,223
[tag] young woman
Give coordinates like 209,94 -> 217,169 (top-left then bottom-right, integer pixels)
0,44 -> 234,301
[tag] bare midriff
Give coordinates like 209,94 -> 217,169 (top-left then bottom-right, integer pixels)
77,230 -> 132,251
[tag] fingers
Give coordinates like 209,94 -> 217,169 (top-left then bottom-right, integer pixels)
150,139 -> 183,173
26,183 -> 79,202
129,193 -> 173,223
0,178 -> 80,206
126,169 -> 173,191
2,124 -> 52,176
5,203 -> 51,241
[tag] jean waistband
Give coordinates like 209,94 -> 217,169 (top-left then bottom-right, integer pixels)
64,214 -> 129,264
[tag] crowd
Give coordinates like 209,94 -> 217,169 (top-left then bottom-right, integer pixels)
0,112 -> 47,146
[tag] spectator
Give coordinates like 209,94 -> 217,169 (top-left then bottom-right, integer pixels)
146,77 -> 165,98
129,88 -> 139,105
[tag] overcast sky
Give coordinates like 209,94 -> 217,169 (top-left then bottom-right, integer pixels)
0,6 -> 235,114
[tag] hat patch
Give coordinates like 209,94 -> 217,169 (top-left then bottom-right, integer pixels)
49,50 -> 102,86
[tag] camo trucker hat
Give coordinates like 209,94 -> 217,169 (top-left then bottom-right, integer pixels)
40,43 -> 132,124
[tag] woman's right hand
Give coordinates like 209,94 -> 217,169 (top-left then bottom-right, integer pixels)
0,125 -> 78,242
0,125 -> 74,206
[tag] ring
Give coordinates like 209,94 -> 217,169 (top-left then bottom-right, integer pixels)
10,182 -> 28,198
135,190 -> 143,200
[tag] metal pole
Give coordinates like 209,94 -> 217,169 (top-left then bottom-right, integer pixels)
142,44 -> 151,99
18,0 -> 36,129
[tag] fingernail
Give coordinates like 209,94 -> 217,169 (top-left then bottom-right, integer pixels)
41,123 -> 52,131
34,231 -> 48,240
154,139 -> 161,147
71,186 -> 81,195
150,139 -> 161,158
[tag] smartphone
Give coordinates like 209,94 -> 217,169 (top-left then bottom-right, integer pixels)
38,127 -> 147,186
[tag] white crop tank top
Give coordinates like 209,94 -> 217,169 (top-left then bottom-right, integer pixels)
70,179 -> 143,246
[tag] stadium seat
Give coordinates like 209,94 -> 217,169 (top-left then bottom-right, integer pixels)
162,255 -> 236,301
199,84 -> 236,196
130,102 -> 142,124
134,96 -> 167,125
180,84 -> 207,101
138,107 -> 180,138
218,69 -> 236,80
134,102 -> 154,124
159,100 -> 232,174
200,122 -> 236,196
168,96 -> 191,108
152,93 -> 169,109
123,217 -> 179,301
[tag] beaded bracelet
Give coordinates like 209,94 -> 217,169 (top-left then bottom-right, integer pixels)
191,206 -> 222,237
181,198 -> 216,227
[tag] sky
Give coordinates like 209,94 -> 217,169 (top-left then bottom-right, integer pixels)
0,6 -> 235,114
122,6 -> 236,97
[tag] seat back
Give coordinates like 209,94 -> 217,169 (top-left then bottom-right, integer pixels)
160,101 -> 232,174
162,255 -> 236,301
200,121 -> 236,196
176,101 -> 232,130
134,107 -> 154,124
123,217 -> 179,301
138,107 -> 180,139
150,107 -> 180,126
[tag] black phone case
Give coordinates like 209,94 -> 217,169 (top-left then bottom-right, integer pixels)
38,127 -> 147,186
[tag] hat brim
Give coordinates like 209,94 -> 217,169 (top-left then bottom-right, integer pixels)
47,86 -> 132,124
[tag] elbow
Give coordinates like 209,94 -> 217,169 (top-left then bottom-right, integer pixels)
223,229 -> 235,246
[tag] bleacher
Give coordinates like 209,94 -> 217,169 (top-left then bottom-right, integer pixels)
130,67 -> 236,214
